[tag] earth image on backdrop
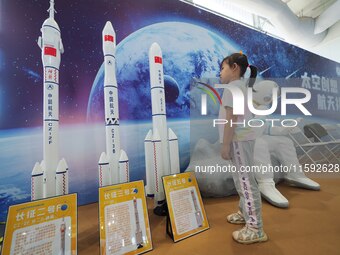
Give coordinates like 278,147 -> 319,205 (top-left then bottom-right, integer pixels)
87,21 -> 237,121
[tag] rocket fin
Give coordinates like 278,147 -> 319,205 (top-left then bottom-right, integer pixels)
38,36 -> 42,49
59,39 -> 64,54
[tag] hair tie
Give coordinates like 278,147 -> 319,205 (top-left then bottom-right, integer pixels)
248,64 -> 250,68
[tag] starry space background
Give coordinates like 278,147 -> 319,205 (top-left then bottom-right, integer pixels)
1,0 -> 339,130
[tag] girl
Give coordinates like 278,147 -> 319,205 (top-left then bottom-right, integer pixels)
218,52 -> 268,244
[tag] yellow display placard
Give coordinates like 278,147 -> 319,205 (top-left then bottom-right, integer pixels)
163,172 -> 209,242
99,180 -> 152,255
2,193 -> 77,255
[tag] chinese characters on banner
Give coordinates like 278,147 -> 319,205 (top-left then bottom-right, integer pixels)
163,172 -> 209,242
301,72 -> 340,112
44,66 -> 59,145
2,194 -> 77,255
99,180 -> 152,255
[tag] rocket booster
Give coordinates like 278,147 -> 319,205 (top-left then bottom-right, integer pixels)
31,162 -> 43,201
98,21 -> 129,186
31,0 -> 68,200
144,43 -> 180,205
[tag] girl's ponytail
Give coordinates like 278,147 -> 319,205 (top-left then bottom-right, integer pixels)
248,65 -> 257,88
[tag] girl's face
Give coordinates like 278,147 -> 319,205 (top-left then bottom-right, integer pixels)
220,60 -> 239,84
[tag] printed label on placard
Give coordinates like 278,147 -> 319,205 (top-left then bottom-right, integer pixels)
163,172 -> 209,242
99,180 -> 152,255
170,187 -> 204,235
2,193 -> 77,255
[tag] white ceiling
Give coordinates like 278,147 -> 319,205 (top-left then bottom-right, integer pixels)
284,0 -> 336,18
187,0 -> 340,63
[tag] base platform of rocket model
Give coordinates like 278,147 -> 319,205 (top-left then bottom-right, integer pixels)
98,21 -> 129,187
31,0 -> 68,201
144,42 -> 180,216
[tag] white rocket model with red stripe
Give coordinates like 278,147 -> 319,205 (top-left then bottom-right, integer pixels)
31,0 -> 68,200
98,21 -> 129,187
144,43 -> 180,209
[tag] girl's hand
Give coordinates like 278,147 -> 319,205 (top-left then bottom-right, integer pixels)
221,144 -> 231,160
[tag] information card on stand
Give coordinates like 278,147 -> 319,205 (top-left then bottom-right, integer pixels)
2,193 -> 77,255
163,172 -> 209,242
99,180 -> 152,255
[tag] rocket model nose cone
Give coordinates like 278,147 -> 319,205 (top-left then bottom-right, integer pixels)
56,158 -> 68,173
99,152 -> 109,164
61,158 -> 69,170
168,128 -> 178,140
119,150 -> 128,161
149,42 -> 162,56
40,160 -> 46,171
145,130 -> 153,141
56,160 -> 63,173
102,21 -> 116,54
32,162 -> 43,175
103,21 -> 115,35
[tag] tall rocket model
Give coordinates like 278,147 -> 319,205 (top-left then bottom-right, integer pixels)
31,0 -> 68,200
190,190 -> 203,227
98,21 -> 129,187
133,198 -> 144,249
60,218 -> 66,255
144,43 -> 180,214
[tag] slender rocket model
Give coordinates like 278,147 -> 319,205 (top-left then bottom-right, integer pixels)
98,21 -> 129,187
31,0 -> 68,200
60,218 -> 66,255
133,198 -> 144,249
190,190 -> 203,227
144,42 -> 180,215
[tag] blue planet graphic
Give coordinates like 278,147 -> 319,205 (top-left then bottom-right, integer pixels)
87,22 -> 238,122
164,75 -> 179,104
